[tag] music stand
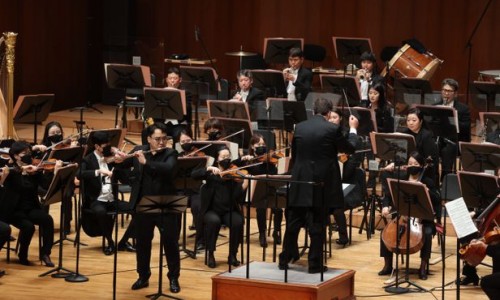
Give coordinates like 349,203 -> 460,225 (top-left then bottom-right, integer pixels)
39,164 -> 79,278
174,156 -> 208,259
470,81 -> 500,112
459,142 -> 500,173
214,117 -> 253,149
386,179 -> 434,294
332,37 -> 372,67
415,104 -> 458,142
338,106 -> 377,137
320,75 -> 361,107
263,38 -> 304,64
267,99 -> 307,133
49,147 -> 84,165
394,78 -> 432,106
144,87 -> 186,122
458,171 -> 499,210
180,66 -> 220,139
13,94 -> 54,143
207,100 -> 250,120
105,64 -> 151,129
370,132 -> 416,164
84,128 -> 126,157
136,195 -> 188,300
251,70 -> 287,99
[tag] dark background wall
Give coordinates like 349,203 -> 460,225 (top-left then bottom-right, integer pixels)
0,0 -> 499,111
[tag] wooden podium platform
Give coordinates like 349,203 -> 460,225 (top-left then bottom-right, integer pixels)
212,262 -> 355,300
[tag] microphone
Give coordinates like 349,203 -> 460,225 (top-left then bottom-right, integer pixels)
194,26 -> 199,41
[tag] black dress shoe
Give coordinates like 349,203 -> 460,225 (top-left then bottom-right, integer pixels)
131,277 -> 149,290
458,275 -> 479,286
103,245 -> 115,256
419,269 -> 428,280
196,243 -> 205,251
18,257 -> 33,266
0,269 -> 5,277
207,251 -> 216,268
259,233 -> 268,247
40,255 -> 55,267
117,241 -> 136,252
272,230 -> 282,245
335,238 -> 349,246
169,278 -> 181,293
308,265 -> 328,274
378,266 -> 393,276
228,255 -> 240,267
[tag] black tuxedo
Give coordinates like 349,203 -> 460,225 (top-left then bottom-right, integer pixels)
233,87 -> 265,121
292,67 -> 313,101
118,145 -> 180,280
482,243 -> 500,299
280,115 -> 355,269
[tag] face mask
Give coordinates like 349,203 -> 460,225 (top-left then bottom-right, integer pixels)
207,131 -> 221,141
48,134 -> 63,144
102,145 -> 113,157
218,158 -> 231,170
255,146 -> 267,156
20,154 -> 33,165
181,143 -> 193,152
407,166 -> 422,176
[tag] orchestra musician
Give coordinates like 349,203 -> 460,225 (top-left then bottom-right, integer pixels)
238,133 -> 280,247
231,69 -> 264,120
0,165 -> 12,277
283,47 -> 312,101
478,241 -> 500,299
115,122 -> 181,293
328,108 -> 362,245
164,67 -> 192,137
77,131 -> 136,256
434,78 -> 471,181
278,98 -> 355,273
192,146 -> 248,268
355,52 -> 384,106
204,118 -> 225,141
1,141 -> 59,267
378,151 -> 441,280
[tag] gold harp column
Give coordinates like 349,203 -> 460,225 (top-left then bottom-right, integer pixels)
4,32 -> 17,139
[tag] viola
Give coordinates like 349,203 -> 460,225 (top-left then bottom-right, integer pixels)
381,216 -> 424,255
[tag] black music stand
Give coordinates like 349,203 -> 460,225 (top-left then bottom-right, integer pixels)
39,164 -> 79,278
207,100 -> 250,120
459,142 -> 500,173
320,75 -> 361,107
136,195 -> 188,300
263,38 -> 304,64
470,81 -> 500,112
174,157 -> 208,259
458,171 -> 499,210
84,128 -> 125,157
415,104 -> 458,145
338,106 -> 377,137
332,37 -> 372,68
386,179 -> 434,294
251,70 -> 287,99
267,99 -> 307,133
13,94 -> 54,143
180,66 -> 219,139
214,117 -> 253,149
394,78 -> 433,105
49,147 -> 84,165
105,64 -> 151,129
144,87 -> 186,122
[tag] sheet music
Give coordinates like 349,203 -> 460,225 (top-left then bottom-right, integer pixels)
445,197 -> 479,239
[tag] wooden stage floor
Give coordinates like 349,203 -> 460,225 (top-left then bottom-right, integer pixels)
1,104 -> 490,299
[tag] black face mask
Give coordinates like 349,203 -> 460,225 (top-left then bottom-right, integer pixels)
207,131 -> 221,141
255,146 -> 267,156
181,143 -> 193,152
407,166 -> 423,176
218,158 -> 231,170
20,154 -> 33,165
48,134 -> 63,144
102,145 -> 113,157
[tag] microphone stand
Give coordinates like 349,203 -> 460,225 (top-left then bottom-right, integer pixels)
464,0 -> 494,105
195,26 -> 222,86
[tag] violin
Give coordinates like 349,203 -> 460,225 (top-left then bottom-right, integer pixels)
183,146 -> 206,157
381,216 -> 424,254
32,158 -> 72,172
246,148 -> 288,166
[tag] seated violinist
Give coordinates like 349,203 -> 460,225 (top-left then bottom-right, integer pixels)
192,146 -> 248,268
2,141 -> 59,266
238,133 -> 281,247
379,151 -> 440,280
204,118 -> 225,141
0,166 -> 12,276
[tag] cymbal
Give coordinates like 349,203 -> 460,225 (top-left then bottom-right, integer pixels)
225,50 -> 257,57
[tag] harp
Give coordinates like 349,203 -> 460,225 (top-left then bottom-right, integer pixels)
0,32 -> 18,139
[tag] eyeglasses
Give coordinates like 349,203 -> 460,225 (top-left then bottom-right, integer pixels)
152,136 -> 168,142
441,89 -> 455,93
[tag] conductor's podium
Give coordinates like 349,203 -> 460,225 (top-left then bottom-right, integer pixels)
212,261 -> 355,300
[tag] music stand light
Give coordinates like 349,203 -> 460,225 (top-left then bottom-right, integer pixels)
251,70 -> 287,99
459,142 -> 500,173
332,37 -> 373,66
207,100 -> 250,120
13,94 -> 55,143
136,195 -> 188,300
458,171 -> 499,210
320,74 -> 361,107
263,38 -> 304,64
144,87 -> 186,122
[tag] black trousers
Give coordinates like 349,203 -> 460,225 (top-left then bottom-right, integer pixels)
481,273 -> 500,299
440,143 -> 457,181
9,208 -> 54,259
256,207 -> 283,235
279,207 -> 327,269
332,208 -> 348,241
0,220 -> 11,250
380,221 -> 433,260
90,200 -> 135,245
204,210 -> 243,256
135,213 -> 180,280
